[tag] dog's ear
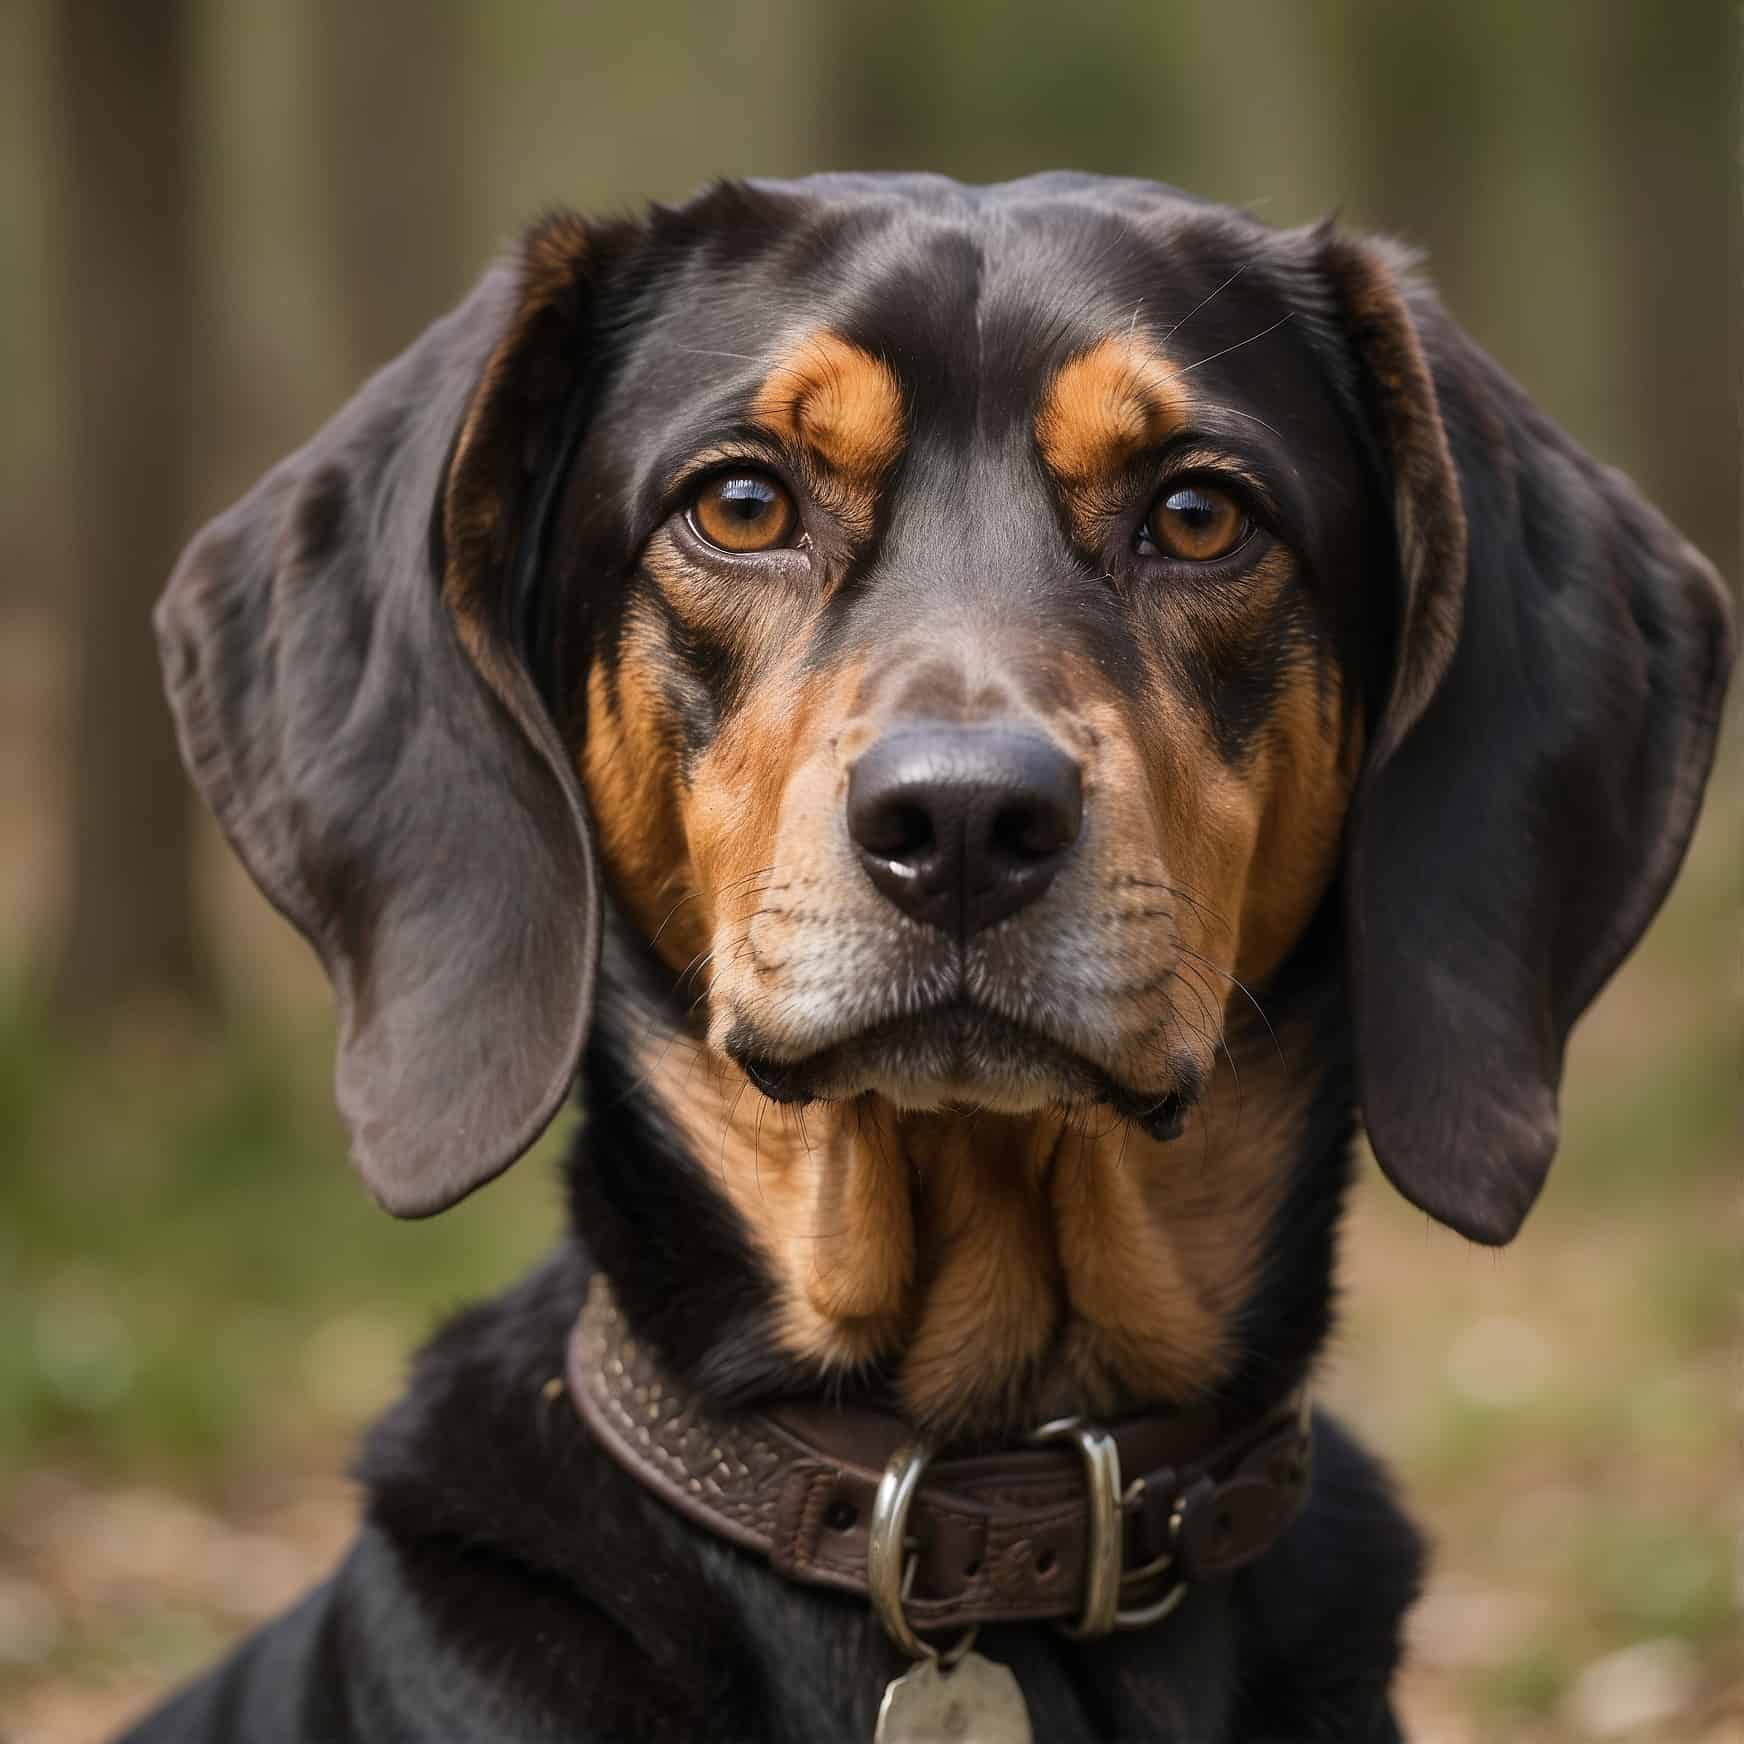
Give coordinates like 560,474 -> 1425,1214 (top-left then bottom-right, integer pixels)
1319,229 -> 1734,1244
156,213 -> 630,1216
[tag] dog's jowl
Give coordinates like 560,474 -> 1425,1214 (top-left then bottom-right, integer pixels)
135,175 -> 1732,1743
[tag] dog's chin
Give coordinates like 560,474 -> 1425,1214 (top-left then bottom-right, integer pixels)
725,1003 -> 1196,1142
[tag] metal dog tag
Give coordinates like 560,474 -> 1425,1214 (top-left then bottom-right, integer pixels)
874,1652 -> 1032,1744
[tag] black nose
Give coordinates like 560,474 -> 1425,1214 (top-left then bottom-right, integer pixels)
846,727 -> 1083,937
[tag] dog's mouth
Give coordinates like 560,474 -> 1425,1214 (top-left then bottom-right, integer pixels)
723,1001 -> 1197,1141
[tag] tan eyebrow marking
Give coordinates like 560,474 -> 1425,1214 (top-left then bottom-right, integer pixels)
1035,336 -> 1190,519
749,331 -> 905,499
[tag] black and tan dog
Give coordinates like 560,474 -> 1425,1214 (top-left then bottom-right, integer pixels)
134,173 -> 1730,1741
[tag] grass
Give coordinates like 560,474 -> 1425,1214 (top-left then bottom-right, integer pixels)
0,1000 -> 561,1483
1474,1635 -> 1570,1725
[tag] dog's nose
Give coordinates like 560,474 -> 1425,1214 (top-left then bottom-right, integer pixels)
847,727 -> 1083,937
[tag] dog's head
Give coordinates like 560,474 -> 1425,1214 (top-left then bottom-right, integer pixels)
159,174 -> 1731,1281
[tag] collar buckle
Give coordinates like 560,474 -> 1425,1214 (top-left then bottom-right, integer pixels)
1031,1416 -> 1191,1633
868,1440 -> 978,1664
1028,1417 -> 1126,1636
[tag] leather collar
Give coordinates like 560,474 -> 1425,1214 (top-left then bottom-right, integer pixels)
567,1275 -> 1313,1643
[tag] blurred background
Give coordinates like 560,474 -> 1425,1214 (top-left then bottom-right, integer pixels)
0,2 -> 1737,1739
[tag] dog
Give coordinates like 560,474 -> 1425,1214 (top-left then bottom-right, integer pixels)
129,173 -> 1731,1742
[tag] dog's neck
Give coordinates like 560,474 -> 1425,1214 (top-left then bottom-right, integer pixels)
570,905 -> 1355,1442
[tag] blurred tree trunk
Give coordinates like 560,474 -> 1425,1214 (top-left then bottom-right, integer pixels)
1339,1 -> 1490,322
309,0 -> 468,380
51,0 -> 211,1022
1593,0 -> 1735,578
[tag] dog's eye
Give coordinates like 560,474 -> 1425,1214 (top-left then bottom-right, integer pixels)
688,472 -> 798,553
1142,483 -> 1250,562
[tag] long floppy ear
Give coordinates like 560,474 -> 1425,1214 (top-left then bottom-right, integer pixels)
156,214 -> 628,1216
1321,230 -> 1735,1245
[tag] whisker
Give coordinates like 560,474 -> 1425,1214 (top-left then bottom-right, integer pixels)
752,1088 -> 770,1208
1175,956 -> 1242,1121
1124,873 -> 1232,933
607,970 -> 718,1109
674,946 -> 715,991
665,345 -> 768,365
1174,942 -> 1283,1068
1182,1028 -> 1222,1170
650,865 -> 781,947
715,1075 -> 754,1187
1161,262 -> 1251,342
648,892 -> 700,949
1194,401 -> 1285,442
1151,990 -> 1234,1151
1177,312 -> 1295,376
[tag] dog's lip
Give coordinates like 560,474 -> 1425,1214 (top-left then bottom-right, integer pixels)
726,1001 -> 1195,1140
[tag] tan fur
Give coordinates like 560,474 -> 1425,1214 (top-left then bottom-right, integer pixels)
1048,1037 -> 1303,1417
581,628 -> 702,967
642,1046 -> 913,1371
1099,549 -> 1360,1014
1036,336 -> 1190,540
1235,654 -> 1362,985
633,1017 -> 1310,1434
899,1114 -> 1066,1426
684,658 -> 818,947
580,542 -> 831,975
749,332 -> 905,537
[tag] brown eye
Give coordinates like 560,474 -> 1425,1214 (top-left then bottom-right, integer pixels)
688,471 -> 797,553
1143,483 -> 1249,562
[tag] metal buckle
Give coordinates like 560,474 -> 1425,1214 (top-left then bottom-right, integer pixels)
1033,1417 -> 1192,1634
1114,1486 -> 1188,1630
867,1441 -> 978,1665
1030,1417 -> 1124,1637
872,1417 -> 1201,1655
1115,1389 -> 1312,1629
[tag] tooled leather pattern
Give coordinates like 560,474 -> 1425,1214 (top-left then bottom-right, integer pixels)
570,1279 -> 801,1558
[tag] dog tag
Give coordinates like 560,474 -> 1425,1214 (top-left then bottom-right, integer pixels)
874,1651 -> 1032,1744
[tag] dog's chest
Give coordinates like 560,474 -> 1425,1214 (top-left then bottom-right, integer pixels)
688,1536 -> 1229,1744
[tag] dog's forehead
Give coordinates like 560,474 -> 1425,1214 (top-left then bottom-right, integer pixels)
604,176 -> 1342,475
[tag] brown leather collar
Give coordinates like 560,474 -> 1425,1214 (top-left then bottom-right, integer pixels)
568,1276 -> 1313,1643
